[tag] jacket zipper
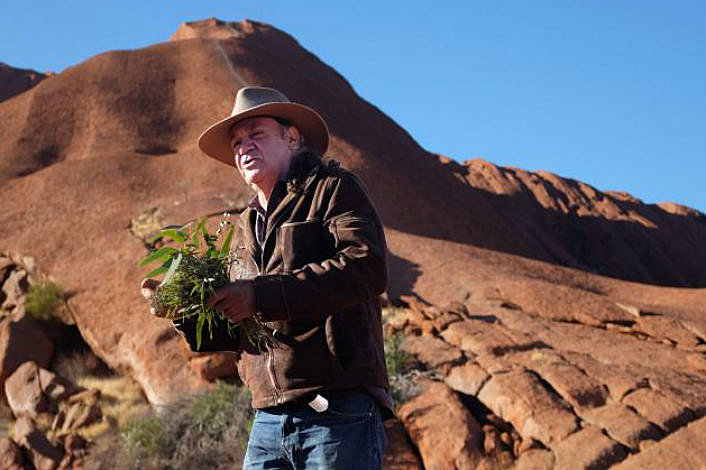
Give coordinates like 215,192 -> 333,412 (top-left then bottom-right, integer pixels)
256,173 -> 317,405
256,240 -> 282,405
267,344 -> 282,404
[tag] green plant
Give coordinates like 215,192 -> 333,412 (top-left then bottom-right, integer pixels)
120,416 -> 164,457
187,380 -> 242,438
139,214 -> 272,351
117,381 -> 253,470
384,332 -> 412,377
25,280 -> 63,321
385,332 -> 428,405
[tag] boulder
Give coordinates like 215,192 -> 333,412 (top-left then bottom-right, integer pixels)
444,361 -> 490,396
0,437 -> 24,470
477,369 -> 578,447
382,418 -> 424,470
61,401 -> 102,432
38,368 -> 77,402
5,361 -> 47,417
189,351 -> 239,381
67,387 -> 101,405
611,416 -> 706,470
11,416 -> 64,470
511,351 -> 609,410
441,319 -> 517,356
622,388 -> 695,432
514,448 -> 555,470
552,424 -> 626,469
400,334 -> 463,369
579,403 -> 662,450
0,311 -> 54,387
0,268 -> 27,312
480,424 -> 514,468
398,379 -> 483,470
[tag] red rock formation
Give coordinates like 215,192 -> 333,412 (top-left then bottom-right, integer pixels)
0,62 -> 47,102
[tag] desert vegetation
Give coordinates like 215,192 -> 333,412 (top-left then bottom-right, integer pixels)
25,279 -> 64,322
86,381 -> 253,470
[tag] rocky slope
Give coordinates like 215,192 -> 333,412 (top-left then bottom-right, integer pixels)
0,62 -> 47,102
1,17 -> 704,470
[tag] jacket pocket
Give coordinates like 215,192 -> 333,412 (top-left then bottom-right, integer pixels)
278,219 -> 322,271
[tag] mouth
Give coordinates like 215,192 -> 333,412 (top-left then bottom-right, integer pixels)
240,155 -> 260,167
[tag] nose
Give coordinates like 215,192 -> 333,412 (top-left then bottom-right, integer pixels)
234,137 -> 255,158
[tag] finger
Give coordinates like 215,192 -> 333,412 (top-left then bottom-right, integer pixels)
222,306 -> 244,323
207,285 -> 230,308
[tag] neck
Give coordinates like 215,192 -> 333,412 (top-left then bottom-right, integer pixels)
253,168 -> 286,210
256,187 -> 271,210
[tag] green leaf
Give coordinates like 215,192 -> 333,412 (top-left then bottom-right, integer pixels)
195,312 -> 205,350
160,252 -> 183,286
159,229 -> 188,244
144,263 -> 169,278
201,220 -> 212,247
138,246 -> 178,267
206,308 -> 214,339
219,225 -> 235,258
192,217 -> 207,250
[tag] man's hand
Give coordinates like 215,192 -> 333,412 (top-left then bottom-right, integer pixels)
140,278 -> 170,317
207,280 -> 257,324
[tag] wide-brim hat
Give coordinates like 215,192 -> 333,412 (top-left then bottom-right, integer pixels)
198,86 -> 329,166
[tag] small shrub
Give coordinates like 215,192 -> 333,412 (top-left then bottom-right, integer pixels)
385,332 -> 424,405
116,381 -> 254,470
384,332 -> 412,377
25,280 -> 63,321
187,379 -> 240,437
121,416 -> 165,457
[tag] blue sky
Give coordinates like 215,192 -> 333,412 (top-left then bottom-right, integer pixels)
2,1 -> 704,211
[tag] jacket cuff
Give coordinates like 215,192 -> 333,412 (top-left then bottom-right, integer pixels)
254,274 -> 290,322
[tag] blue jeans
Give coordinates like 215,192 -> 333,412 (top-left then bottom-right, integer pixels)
243,389 -> 387,470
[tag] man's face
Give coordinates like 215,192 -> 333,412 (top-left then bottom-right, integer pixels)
229,116 -> 298,191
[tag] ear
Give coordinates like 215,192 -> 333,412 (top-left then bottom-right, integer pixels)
285,126 -> 302,150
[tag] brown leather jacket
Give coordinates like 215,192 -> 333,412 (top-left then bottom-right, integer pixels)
174,158 -> 392,412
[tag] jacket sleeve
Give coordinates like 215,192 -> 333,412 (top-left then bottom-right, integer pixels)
172,317 -> 241,353
253,171 -> 388,321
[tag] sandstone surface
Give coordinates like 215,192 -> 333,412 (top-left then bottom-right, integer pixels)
610,416 -> 706,470
5,361 -> 48,417
398,379 -> 483,469
552,424 -> 626,470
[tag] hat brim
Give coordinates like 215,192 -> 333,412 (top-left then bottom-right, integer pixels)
198,101 -> 329,167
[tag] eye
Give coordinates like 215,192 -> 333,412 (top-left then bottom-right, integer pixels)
251,131 -> 263,139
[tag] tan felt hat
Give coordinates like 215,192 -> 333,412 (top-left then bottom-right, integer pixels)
198,86 -> 329,167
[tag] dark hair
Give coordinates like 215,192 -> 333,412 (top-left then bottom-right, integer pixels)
284,149 -> 332,194
272,116 -> 292,128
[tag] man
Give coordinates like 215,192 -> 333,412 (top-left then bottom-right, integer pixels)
141,86 -> 392,469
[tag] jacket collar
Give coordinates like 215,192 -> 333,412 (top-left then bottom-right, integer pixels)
241,161 -> 323,264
